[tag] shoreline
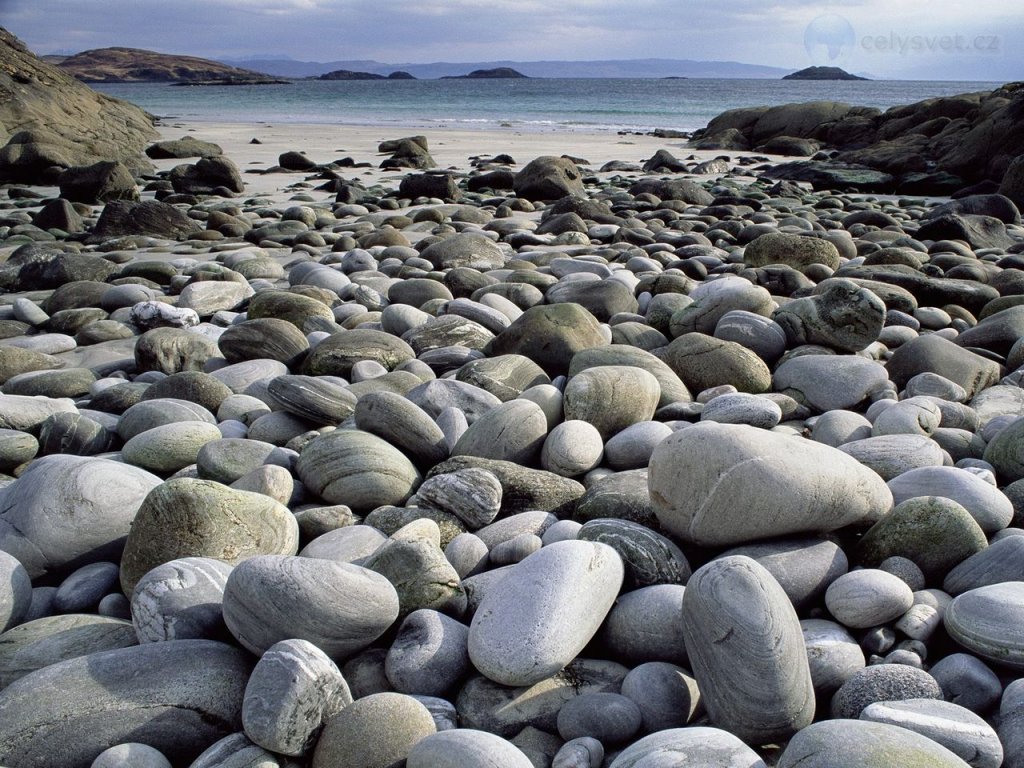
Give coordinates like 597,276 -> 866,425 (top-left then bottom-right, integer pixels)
151,119 -> 759,201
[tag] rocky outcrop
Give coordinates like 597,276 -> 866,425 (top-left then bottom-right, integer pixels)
692,82 -> 1024,194
0,28 -> 157,182
57,46 -> 286,84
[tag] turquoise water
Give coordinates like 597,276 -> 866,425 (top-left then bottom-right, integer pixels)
92,78 -> 1004,134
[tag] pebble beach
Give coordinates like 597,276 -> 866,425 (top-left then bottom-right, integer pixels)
2,101 -> 1024,768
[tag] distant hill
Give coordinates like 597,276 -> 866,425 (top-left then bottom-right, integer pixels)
441,68 -> 527,79
218,56 -> 791,80
57,47 -> 288,84
784,66 -> 868,81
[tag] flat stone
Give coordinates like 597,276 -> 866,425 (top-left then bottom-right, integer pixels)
0,614 -> 138,689
860,698 -> 1002,768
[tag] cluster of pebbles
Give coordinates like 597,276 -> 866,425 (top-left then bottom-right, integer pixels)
2,136 -> 1024,768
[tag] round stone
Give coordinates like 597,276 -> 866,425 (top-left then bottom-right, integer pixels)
121,420 -> 224,474
608,727 -> 767,768
311,692 -> 436,768
385,609 -> 470,697
407,729 -> 533,768
119,478 -> 299,596
0,455 -> 162,580
831,664 -> 943,719
856,496 -> 989,582
541,420 -> 604,477
801,619 -> 865,695
557,692 -> 642,745
825,569 -> 914,629
620,661 -> 702,733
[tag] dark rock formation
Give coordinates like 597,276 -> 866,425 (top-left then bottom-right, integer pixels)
693,82 -> 1024,194
0,28 -> 157,183
442,68 -> 528,79
783,66 -> 868,81
317,69 -> 387,81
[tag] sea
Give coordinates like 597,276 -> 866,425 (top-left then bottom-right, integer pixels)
91,78 -> 1004,135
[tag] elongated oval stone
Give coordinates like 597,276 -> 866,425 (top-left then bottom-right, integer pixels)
468,540 -> 623,687
295,429 -> 421,512
222,554 -> 400,659
649,423 -> 892,546
681,555 -> 815,745
0,640 -> 252,767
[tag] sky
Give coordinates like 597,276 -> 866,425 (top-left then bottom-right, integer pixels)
1,0 -> 1021,81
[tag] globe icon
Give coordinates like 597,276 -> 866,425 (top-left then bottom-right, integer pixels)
804,14 -> 856,66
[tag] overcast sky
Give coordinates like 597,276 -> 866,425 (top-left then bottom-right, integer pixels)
2,0 -> 1020,80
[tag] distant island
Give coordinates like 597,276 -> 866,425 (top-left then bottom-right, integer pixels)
783,66 -> 868,81
440,68 -> 528,79
317,69 -> 417,81
55,46 -> 287,84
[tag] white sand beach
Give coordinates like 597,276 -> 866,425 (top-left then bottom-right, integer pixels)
151,119 -> 758,200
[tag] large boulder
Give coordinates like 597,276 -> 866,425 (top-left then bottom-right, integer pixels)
58,160 -> 138,204
0,28 -> 156,183
90,199 -> 203,242
168,155 -> 244,195
749,101 -> 854,144
146,136 -> 223,159
648,423 -> 892,546
513,156 -> 584,201
0,640 -> 251,767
